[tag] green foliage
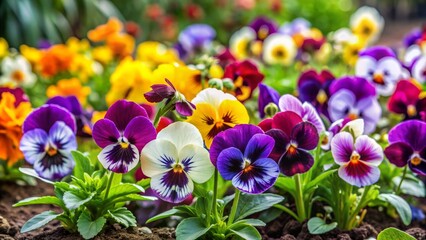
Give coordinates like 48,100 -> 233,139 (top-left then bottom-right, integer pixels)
377,194 -> 412,226
307,217 -> 337,234
377,228 -> 416,240
14,150 -> 155,239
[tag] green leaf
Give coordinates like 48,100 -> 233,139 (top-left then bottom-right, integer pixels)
175,217 -> 212,240
13,196 -> 63,208
63,192 -> 95,210
307,217 -> 337,234
377,227 -> 416,240
230,225 -> 261,240
21,211 -> 61,233
230,219 -> 266,228
392,176 -> 426,197
77,212 -> 107,239
274,176 -> 296,195
112,194 -> 157,204
71,151 -> 94,179
108,207 -> 136,228
305,169 -> 338,192
105,183 -> 145,200
136,178 -> 150,189
378,194 -> 412,226
146,208 -> 180,223
234,193 -> 284,221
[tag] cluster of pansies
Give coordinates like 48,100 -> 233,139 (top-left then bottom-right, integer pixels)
1,5 -> 426,240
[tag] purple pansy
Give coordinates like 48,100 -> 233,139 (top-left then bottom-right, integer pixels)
248,16 -> 278,41
278,94 -> 325,133
211,124 -> 279,194
403,28 -> 422,48
355,46 -> 402,96
141,122 -> 214,203
279,18 -> 310,36
410,55 -> 426,84
19,105 -> 77,180
258,83 -> 280,118
328,76 -> 381,134
331,132 -> 383,187
174,24 -> 216,59
46,96 -> 93,137
92,100 -> 156,173
384,120 -> 426,175
258,111 -> 319,176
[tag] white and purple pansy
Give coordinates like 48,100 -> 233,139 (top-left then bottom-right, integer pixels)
141,122 -> 214,203
20,104 -> 77,180
331,132 -> 383,187
355,46 -> 402,96
92,100 -> 157,173
210,124 -> 279,194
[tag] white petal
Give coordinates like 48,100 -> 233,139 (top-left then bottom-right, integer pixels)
98,143 -> 140,173
157,122 -> 204,150
191,88 -> 236,108
404,45 -> 422,65
262,33 -> 297,65
377,57 -> 402,82
230,27 -> 256,59
179,144 -> 214,183
355,56 -> 376,79
342,119 -> 364,137
412,56 -> 426,84
140,139 -> 178,177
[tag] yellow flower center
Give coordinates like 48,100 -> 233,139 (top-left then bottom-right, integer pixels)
258,26 -> 269,40
242,159 -> 253,173
251,41 -> 263,56
411,156 -> 422,166
173,164 -> 184,173
119,141 -> 129,149
316,89 -> 328,104
46,146 -> 58,156
287,143 -> 298,154
11,70 -> 25,82
272,46 -> 287,60
373,73 -> 384,85
407,105 -> 417,117
348,113 -> 358,120
350,151 -> 361,164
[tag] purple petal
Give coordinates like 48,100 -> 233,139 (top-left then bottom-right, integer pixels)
98,143 -> 139,173
278,94 -> 303,116
356,97 -> 381,134
23,104 -> 76,134
232,158 -> 279,194
302,102 -> 325,133
92,119 -> 120,148
266,129 -> 290,162
291,122 -> 319,150
46,96 -> 83,116
210,124 -> 263,166
279,148 -> 314,176
244,134 -> 275,161
20,129 -> 49,165
48,122 -> 77,152
331,132 -> 354,165
105,100 -> 148,131
258,83 -> 280,118
217,147 -> 244,180
409,157 -> 426,176
384,142 -> 413,167
354,135 -> 383,166
176,101 -> 195,116
328,89 -> 356,122
123,116 -> 157,151
298,80 -> 321,103
338,162 -> 380,187
329,76 -> 376,101
388,120 -> 426,151
150,170 -> 193,203
271,111 -> 303,136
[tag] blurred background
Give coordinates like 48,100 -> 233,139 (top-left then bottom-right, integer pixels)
0,0 -> 425,48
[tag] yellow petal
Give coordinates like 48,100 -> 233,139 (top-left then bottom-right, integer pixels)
186,103 -> 218,147
218,100 -> 249,126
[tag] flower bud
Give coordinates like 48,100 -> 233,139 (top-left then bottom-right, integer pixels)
222,78 -> 234,90
264,102 -> 279,118
208,78 -> 223,90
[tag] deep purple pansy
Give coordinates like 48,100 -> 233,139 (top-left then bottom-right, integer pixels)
331,132 -> 383,187
258,83 -> 280,118
248,16 -> 278,41
328,76 -> 381,134
20,104 -> 77,180
92,100 -> 157,173
387,80 -> 426,120
211,124 -> 279,194
384,120 -> 426,175
258,111 -> 319,176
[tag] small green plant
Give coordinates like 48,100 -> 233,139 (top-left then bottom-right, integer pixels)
14,151 -> 155,239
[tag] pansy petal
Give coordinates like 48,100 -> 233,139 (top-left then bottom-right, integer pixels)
150,170 -> 194,203
232,158 -> 279,194
291,122 -> 319,150
23,104 -> 76,133
179,144 -> 214,183
298,80 -> 321,103
92,119 -> 120,148
384,142 -> 413,167
217,147 -> 245,180
176,101 -> 195,117
266,129 -> 290,161
302,102 -> 325,133
158,122 -> 203,150
328,89 -> 356,121
49,122 -> 77,152
354,135 -> 383,166
124,116 -> 157,151
98,143 -> 139,173
388,120 -> 426,151
279,148 -> 314,176
244,134 -> 275,161
278,94 -> 303,115
141,139 -> 178,176
355,97 -> 381,134
33,151 -> 74,180
20,129 -> 48,165
191,88 -> 236,108
409,160 -> 426,176
186,103 -> 217,147
105,100 -> 148,131
271,111 -> 303,136
331,132 -> 354,165
218,100 -> 250,126
338,162 -> 380,187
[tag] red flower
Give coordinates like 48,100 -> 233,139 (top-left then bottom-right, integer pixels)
388,80 -> 426,120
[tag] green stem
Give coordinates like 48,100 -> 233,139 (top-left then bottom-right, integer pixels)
104,172 -> 115,200
346,185 -> 371,229
273,204 -> 300,222
212,169 -> 219,217
228,189 -> 241,225
294,174 -> 306,221
396,165 -> 408,195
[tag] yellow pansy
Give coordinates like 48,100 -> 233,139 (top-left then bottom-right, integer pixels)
350,6 -> 384,43
46,78 -> 91,105
0,38 -> 8,58
263,33 -> 297,66
230,27 -> 256,60
106,57 -> 155,105
342,37 -> 366,66
20,45 -> 42,66
69,54 -> 95,82
92,46 -> 113,65
187,88 -> 249,148
66,37 -> 90,53
136,41 -> 181,68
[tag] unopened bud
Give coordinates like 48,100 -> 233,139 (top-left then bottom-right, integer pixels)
264,103 -> 279,118
222,78 -> 234,90
208,78 -> 223,90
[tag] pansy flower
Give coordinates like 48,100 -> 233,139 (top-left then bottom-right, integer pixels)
387,80 -> 426,120
279,18 -> 310,36
20,104 -> 77,180
322,119 -> 364,151
278,94 -> 325,133
262,34 -> 297,66
259,111 -> 319,176
342,36 -> 366,66
350,6 -> 384,43
328,76 -> 381,134
187,88 -> 249,148
141,122 -> 214,203
410,55 -> 426,84
229,27 -> 257,59
258,83 -> 280,118
248,17 -> 278,41
174,24 -> 216,60
355,46 -> 402,96
223,60 -> 264,102
211,124 -> 279,194
215,48 -> 236,69
297,69 -> 335,119
92,100 -> 157,173
144,78 -> 196,116
384,120 -> 426,175
0,55 -> 36,87
331,131 -> 383,187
